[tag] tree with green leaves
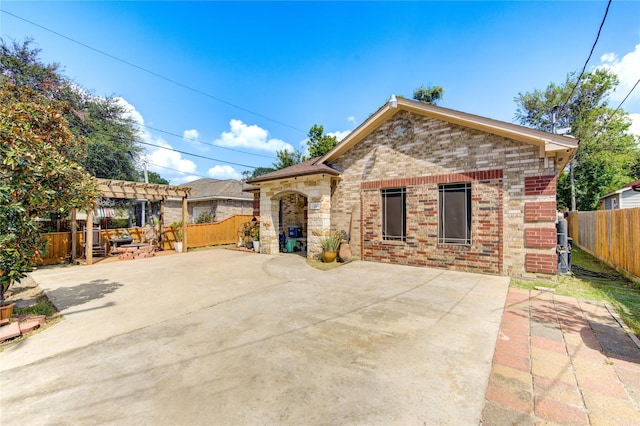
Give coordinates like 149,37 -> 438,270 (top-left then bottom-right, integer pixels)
306,124 -> 338,158
1,82 -> 99,302
241,167 -> 276,180
413,85 -> 444,105
273,148 -> 303,170
271,124 -> 340,171
515,69 -> 639,211
1,38 -> 151,182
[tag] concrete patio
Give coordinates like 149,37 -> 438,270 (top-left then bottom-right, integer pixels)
0,249 -> 508,425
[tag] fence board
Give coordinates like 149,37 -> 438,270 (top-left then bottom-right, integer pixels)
568,208 -> 640,280
34,215 -> 254,265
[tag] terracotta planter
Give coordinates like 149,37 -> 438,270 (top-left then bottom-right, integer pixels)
322,250 -> 337,263
0,303 -> 15,321
338,241 -> 352,262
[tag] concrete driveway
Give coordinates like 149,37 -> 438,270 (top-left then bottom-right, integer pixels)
0,250 -> 509,425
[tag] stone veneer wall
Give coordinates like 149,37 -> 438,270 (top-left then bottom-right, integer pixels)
330,110 -> 558,278
258,176 -> 332,258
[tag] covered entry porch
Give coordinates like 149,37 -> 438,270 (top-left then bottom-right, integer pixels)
247,161 -> 340,260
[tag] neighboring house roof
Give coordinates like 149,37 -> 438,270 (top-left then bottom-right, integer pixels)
248,97 -> 579,185
599,179 -> 640,200
247,158 -> 342,184
178,178 -> 253,201
318,97 -> 578,171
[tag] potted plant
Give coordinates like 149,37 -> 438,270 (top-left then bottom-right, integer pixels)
251,225 -> 260,253
320,231 -> 342,263
172,221 -> 183,253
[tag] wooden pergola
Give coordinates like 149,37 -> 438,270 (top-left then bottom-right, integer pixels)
76,178 -> 191,265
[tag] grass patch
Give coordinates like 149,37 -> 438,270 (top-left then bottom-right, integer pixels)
308,259 -> 349,271
13,295 -> 58,318
511,246 -> 640,338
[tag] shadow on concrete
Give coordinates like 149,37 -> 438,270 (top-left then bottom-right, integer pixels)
47,279 -> 123,311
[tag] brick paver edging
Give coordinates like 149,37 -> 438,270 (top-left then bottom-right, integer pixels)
481,288 -> 640,425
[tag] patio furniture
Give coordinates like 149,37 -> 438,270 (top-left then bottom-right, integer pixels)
109,237 -> 134,255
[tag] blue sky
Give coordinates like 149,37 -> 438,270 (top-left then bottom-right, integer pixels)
1,1 -> 639,184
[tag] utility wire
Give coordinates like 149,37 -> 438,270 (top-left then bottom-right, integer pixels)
139,123 -> 276,159
88,128 -> 264,169
559,0 -> 612,111
601,77 -> 640,130
1,9 -> 307,134
138,140 -> 260,169
611,78 -> 640,116
147,162 -> 211,179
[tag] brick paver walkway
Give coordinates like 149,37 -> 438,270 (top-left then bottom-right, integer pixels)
482,287 -> 640,425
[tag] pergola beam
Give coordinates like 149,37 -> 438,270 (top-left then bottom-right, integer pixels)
84,178 -> 191,264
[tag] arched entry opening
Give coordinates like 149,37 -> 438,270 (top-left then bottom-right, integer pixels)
272,190 -> 308,256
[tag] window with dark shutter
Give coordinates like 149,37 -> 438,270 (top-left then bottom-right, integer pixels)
438,183 -> 471,245
382,188 -> 406,241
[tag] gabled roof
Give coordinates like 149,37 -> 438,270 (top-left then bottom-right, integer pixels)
179,178 -> 252,200
246,158 -> 341,184
318,97 -> 578,170
599,179 -> 640,199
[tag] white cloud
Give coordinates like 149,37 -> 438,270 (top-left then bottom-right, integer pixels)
628,113 -> 640,136
328,130 -> 351,141
214,119 -> 293,152
146,139 -> 197,175
347,116 -> 356,124
115,97 -> 199,184
597,44 -> 640,104
183,129 -> 200,142
207,165 -> 242,180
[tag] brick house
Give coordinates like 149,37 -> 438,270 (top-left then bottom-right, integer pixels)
248,97 -> 577,278
164,178 -> 253,225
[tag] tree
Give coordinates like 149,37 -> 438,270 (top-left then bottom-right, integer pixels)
1,82 -> 99,302
413,85 -> 444,105
306,124 -> 338,158
1,38 -> 142,181
273,148 -> 303,170
515,69 -> 639,210
146,171 -> 169,185
241,167 -> 276,180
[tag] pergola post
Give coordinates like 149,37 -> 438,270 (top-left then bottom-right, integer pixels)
181,196 -> 188,253
86,208 -> 93,265
71,209 -> 77,262
159,200 -> 165,250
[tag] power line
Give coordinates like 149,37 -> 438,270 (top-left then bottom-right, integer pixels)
559,0 -> 612,111
601,77 -> 640,130
146,162 -> 211,180
138,140 -> 260,169
1,9 -> 307,134
611,78 -> 640,116
139,124 -> 276,159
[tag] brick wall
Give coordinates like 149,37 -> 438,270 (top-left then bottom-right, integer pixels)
330,110 -> 558,278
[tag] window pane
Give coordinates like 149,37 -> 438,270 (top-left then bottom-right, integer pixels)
439,183 -> 471,244
382,188 -> 405,241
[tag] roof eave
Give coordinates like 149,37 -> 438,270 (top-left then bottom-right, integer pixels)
247,169 -> 341,185
318,97 -> 579,166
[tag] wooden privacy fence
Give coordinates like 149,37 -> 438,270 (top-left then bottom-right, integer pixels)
567,208 -> 640,280
186,215 -> 252,248
34,215 -> 253,265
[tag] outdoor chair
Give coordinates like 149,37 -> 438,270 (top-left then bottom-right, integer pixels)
83,225 -> 107,258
